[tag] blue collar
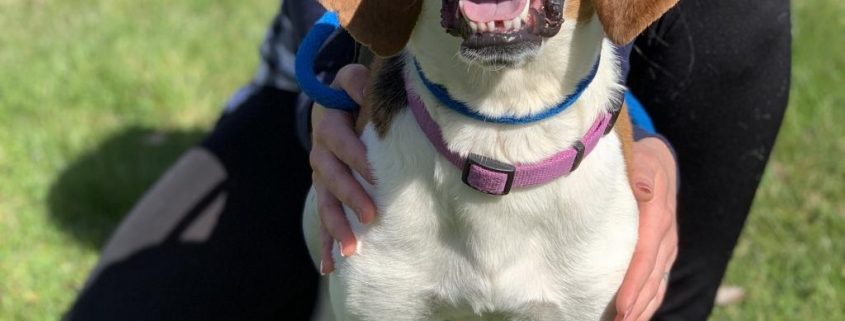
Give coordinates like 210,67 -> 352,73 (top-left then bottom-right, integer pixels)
413,56 -> 600,125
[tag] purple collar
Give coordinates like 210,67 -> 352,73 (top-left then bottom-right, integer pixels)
406,79 -> 622,196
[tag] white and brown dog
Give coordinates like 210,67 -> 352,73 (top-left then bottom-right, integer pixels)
303,0 -> 677,320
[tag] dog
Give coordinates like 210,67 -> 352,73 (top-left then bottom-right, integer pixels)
302,0 -> 677,319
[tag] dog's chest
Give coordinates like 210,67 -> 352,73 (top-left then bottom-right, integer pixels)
341,106 -> 637,320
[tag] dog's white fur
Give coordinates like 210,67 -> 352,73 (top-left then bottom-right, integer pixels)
303,1 -> 637,320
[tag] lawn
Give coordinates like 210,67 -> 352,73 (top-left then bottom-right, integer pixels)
709,0 -> 845,319
0,0 -> 842,320
0,0 -> 276,319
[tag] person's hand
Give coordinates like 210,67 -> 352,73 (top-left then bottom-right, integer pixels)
615,137 -> 679,321
309,64 -> 376,275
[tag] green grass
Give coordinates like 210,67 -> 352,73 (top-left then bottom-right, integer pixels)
710,0 -> 845,319
0,0 -> 276,319
0,0 -> 842,320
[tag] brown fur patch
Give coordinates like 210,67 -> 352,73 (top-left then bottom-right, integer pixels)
564,0 -> 595,23
367,56 -> 408,137
591,0 -> 678,44
353,48 -> 375,134
321,0 -> 422,57
614,103 -> 635,177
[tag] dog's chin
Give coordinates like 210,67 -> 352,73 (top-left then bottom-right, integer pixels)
459,31 -> 542,68
442,0 -> 563,68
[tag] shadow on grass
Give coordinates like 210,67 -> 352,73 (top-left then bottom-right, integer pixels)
50,92 -> 322,319
47,126 -> 204,249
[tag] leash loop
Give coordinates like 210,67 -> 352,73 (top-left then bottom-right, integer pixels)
295,12 -> 359,111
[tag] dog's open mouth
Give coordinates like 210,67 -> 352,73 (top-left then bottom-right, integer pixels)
442,0 -> 563,50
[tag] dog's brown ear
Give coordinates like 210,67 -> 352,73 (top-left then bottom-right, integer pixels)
321,0 -> 422,57
592,0 -> 678,45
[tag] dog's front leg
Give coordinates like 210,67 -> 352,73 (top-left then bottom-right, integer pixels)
303,188 -> 433,321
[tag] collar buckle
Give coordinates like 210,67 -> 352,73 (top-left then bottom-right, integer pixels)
461,154 -> 516,195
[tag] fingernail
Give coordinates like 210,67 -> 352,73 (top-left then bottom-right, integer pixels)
636,182 -> 652,194
623,305 -> 634,321
355,208 -> 365,224
338,240 -> 347,257
368,168 -> 376,185
360,209 -> 375,225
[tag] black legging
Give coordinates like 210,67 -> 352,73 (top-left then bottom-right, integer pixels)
627,0 -> 790,318
64,0 -> 790,320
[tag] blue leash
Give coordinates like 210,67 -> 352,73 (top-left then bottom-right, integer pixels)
624,91 -> 656,134
295,12 -> 359,111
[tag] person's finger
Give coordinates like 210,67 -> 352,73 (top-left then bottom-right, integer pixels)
614,202 -> 672,319
314,181 -> 357,257
615,234 -> 659,319
313,109 -> 375,184
624,212 -> 675,320
665,225 -> 679,271
621,180 -> 677,321
310,148 -> 376,224
332,63 -> 374,135
629,150 -> 659,203
319,222 -> 335,275
332,64 -> 370,106
615,138 -> 678,321
637,271 -> 670,321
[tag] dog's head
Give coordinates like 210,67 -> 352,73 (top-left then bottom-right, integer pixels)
323,0 -> 677,67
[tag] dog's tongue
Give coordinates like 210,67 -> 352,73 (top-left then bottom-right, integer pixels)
461,0 -> 526,22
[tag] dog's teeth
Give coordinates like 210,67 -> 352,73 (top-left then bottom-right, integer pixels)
503,19 -> 513,31
487,21 -> 496,31
513,17 -> 522,30
520,1 -> 530,20
469,21 -> 478,32
477,21 -> 487,32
